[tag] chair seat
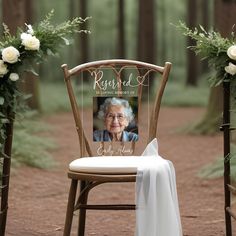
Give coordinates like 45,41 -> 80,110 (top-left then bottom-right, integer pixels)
69,156 -> 149,174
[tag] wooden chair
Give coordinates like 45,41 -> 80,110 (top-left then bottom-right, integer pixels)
61,59 -> 171,236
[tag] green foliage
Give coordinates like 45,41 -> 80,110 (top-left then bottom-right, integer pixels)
40,82 -> 70,113
0,83 -> 23,147
162,82 -> 209,107
34,10 -> 89,59
175,21 -> 235,86
0,10 -> 88,150
199,145 -> 236,181
40,82 -> 92,114
12,115 -> 56,168
0,111 -> 56,171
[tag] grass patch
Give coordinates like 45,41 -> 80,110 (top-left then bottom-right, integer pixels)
162,82 -> 209,107
40,82 -> 71,113
9,81 -> 91,170
40,81 -> 210,115
12,112 -> 56,169
199,144 -> 236,181
40,82 -> 92,113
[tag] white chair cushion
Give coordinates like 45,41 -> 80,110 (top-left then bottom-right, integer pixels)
69,156 -> 150,174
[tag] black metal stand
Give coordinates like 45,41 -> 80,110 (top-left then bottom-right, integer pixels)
222,81 -> 232,236
0,111 -> 14,236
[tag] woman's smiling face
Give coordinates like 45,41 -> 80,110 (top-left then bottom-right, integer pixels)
105,105 -> 129,134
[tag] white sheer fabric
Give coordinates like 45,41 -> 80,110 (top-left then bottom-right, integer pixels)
136,138 -> 182,236
69,139 -> 182,235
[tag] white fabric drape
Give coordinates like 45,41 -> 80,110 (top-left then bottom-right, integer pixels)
135,139 -> 182,236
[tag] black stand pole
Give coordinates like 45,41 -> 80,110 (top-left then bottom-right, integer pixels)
222,81 -> 232,236
0,110 -> 14,236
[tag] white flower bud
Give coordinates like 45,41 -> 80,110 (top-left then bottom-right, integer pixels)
26,24 -> 34,35
225,62 -> 236,75
9,73 -> 19,81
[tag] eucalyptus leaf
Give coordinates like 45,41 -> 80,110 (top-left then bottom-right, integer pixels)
25,68 -> 39,76
61,37 -> 70,45
46,48 -> 55,56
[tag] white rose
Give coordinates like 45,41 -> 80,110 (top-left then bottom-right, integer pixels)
21,33 -> 40,50
0,60 -> 8,77
2,46 -> 20,64
227,45 -> 236,60
9,73 -> 19,81
225,62 -> 236,75
21,32 -> 30,41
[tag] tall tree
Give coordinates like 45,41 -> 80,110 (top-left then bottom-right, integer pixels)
69,0 -> 76,20
201,0 -> 210,74
159,0 -> 167,62
137,0 -> 155,64
77,0 -> 90,83
186,0 -> 198,86
137,0 -> 155,97
117,0 -> 125,58
2,0 -> 25,33
2,0 -> 41,110
79,0 -> 89,64
202,0 -> 210,36
22,0 -> 41,110
69,0 -> 77,66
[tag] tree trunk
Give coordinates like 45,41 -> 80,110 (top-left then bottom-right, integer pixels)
2,0 -> 41,111
137,0 -> 156,97
186,0 -> 198,86
192,86 -> 223,134
137,0 -> 155,64
201,0 -> 210,74
78,0 -> 89,83
69,0 -> 76,20
79,0 -> 89,64
159,0 -> 166,62
22,0 -> 41,111
192,0 -> 236,134
214,0 -> 236,34
2,0 -> 25,33
117,0 -> 125,58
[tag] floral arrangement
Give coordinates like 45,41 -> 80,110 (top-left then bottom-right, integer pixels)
176,21 -> 236,90
0,10 -> 89,148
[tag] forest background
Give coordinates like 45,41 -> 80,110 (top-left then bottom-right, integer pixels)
0,0 -> 235,175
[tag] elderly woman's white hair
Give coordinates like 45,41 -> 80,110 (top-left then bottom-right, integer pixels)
98,97 -> 135,122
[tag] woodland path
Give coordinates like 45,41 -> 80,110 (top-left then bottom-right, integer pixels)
6,107 -> 234,236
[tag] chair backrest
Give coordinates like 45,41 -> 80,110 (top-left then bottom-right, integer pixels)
61,59 -> 171,157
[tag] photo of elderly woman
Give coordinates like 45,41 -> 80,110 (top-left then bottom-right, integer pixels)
93,97 -> 138,142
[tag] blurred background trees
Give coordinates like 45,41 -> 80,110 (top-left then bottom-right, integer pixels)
0,0 -> 196,83
0,0 -> 236,177
1,0 -> 235,135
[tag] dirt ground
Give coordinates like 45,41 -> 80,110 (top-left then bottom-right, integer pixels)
5,107 -> 235,236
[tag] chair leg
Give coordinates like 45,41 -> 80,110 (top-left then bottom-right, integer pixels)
63,179 -> 78,236
78,181 -> 89,236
